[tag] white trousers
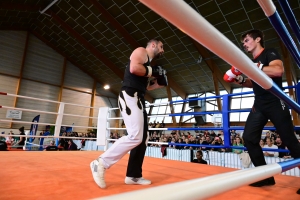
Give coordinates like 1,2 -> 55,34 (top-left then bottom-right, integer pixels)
100,89 -> 146,169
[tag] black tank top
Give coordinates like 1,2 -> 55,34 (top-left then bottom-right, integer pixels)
122,55 -> 150,94
251,48 -> 283,100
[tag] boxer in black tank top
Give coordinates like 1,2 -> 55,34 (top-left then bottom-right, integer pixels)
90,39 -> 165,188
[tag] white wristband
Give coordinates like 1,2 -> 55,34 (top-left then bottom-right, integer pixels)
145,66 -> 152,77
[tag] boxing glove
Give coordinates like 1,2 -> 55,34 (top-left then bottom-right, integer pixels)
231,66 -> 242,75
157,74 -> 168,86
151,65 -> 166,78
236,75 -> 246,85
223,69 -> 236,82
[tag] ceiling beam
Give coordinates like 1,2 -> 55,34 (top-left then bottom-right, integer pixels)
166,85 -> 177,126
167,77 -> 187,100
89,0 -> 140,49
89,0 -> 187,100
191,39 -> 231,94
212,72 -> 222,111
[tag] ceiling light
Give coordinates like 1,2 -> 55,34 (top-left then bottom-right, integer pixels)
104,85 -> 110,90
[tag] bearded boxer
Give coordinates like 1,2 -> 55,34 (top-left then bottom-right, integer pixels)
90,39 -> 166,188
225,29 -> 300,190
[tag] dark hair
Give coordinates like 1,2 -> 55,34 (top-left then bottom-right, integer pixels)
147,38 -> 162,47
196,150 -> 203,156
241,29 -> 264,47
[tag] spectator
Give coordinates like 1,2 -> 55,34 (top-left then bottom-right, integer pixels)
274,137 -> 287,158
15,126 -> 25,149
211,136 -> 222,151
183,138 -> 191,150
187,132 -> 191,139
170,130 -> 176,136
201,136 -> 211,150
192,150 -> 207,164
0,140 -> 8,151
263,131 -> 271,143
218,130 -> 224,140
81,139 -> 86,149
232,137 -> 244,154
5,132 -> 14,150
189,136 -> 197,150
175,138 -> 184,150
67,139 -> 78,151
58,137 -> 67,150
259,139 -> 265,149
263,138 -> 279,157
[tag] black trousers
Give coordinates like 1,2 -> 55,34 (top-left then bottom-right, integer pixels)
243,98 -> 300,167
124,87 -> 149,178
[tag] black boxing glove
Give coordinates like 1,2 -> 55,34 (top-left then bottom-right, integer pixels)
236,75 -> 246,85
144,65 -> 166,78
157,74 -> 168,86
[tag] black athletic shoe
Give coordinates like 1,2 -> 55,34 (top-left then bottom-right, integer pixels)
297,188 -> 300,194
249,177 -> 276,187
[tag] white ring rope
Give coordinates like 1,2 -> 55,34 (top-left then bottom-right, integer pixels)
1,134 -> 96,140
95,161 -> 299,200
0,119 -> 56,126
1,105 -> 57,115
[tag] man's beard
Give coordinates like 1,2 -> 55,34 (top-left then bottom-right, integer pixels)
154,48 -> 162,59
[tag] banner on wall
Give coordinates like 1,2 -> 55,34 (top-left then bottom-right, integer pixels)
6,110 -> 22,119
29,115 -> 40,142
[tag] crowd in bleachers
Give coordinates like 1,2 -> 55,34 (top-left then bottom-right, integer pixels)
144,129 -> 300,158
2,126 -> 300,155
54,131 -> 97,150
0,127 -> 26,150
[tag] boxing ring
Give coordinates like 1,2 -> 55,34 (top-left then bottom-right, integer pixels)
1,0 -> 300,199
97,0 -> 300,199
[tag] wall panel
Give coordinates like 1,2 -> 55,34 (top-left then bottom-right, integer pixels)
61,89 -> 92,132
64,61 -> 94,93
0,31 -> 118,132
0,31 -> 27,76
15,79 -> 60,130
22,34 -> 64,85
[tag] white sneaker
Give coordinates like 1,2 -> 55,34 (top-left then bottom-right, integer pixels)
125,177 -> 151,185
90,159 -> 106,188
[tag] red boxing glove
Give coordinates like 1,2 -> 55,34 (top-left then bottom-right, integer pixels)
231,66 -> 242,75
223,70 -> 236,82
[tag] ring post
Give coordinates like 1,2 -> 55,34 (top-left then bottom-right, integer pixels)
222,95 -> 230,147
257,0 -> 300,68
97,107 -> 109,148
54,102 -> 64,137
277,0 -> 300,44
